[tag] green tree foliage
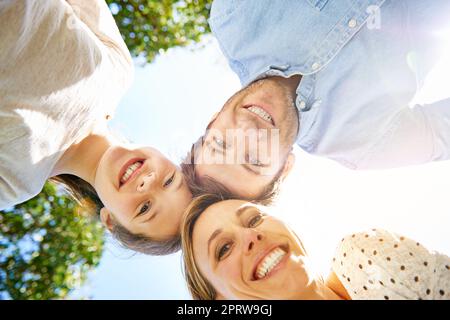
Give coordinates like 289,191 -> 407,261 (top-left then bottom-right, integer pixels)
0,183 -> 104,300
106,0 -> 213,63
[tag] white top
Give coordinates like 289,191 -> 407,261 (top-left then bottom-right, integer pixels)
0,0 -> 133,209
332,229 -> 450,300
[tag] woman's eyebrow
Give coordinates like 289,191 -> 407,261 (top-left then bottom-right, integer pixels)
207,206 -> 255,252
235,205 -> 254,218
207,228 -> 223,252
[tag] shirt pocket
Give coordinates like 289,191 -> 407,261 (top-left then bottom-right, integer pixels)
306,0 -> 330,11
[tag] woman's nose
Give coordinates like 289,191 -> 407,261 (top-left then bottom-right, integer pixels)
243,229 -> 263,254
137,172 -> 156,192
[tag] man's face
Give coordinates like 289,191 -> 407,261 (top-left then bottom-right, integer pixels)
194,77 -> 299,198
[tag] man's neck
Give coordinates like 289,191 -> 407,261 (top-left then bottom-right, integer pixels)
284,75 -> 302,93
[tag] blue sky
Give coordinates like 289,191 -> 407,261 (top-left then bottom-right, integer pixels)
71,35 -> 450,300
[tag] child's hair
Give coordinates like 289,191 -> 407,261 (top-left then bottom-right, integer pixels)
49,174 -> 180,255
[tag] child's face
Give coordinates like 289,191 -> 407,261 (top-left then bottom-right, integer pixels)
94,146 -> 192,240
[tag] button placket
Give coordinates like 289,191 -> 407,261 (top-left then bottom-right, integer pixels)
295,74 -> 320,151
295,74 -> 315,112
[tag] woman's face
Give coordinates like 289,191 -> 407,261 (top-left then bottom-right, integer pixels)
94,146 -> 192,240
192,200 -> 317,299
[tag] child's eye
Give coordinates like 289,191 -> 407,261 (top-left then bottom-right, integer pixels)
164,172 -> 175,187
139,201 -> 151,215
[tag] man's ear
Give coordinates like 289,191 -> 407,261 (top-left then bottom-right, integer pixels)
100,207 -> 114,232
279,152 -> 296,182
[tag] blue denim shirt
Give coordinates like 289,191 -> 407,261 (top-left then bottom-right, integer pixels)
209,0 -> 450,169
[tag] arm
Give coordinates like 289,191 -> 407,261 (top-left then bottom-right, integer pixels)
64,0 -> 132,64
358,98 -> 450,169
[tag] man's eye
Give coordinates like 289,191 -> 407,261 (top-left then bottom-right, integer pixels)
163,172 -> 175,187
217,242 -> 233,261
248,214 -> 263,228
139,201 -> 151,215
214,137 -> 227,149
246,154 -> 263,167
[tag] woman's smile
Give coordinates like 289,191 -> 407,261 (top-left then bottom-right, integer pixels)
251,244 -> 290,281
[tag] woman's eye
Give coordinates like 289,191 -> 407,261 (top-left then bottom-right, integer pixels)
163,172 -> 175,187
248,214 -> 263,228
217,242 -> 233,261
139,201 -> 151,215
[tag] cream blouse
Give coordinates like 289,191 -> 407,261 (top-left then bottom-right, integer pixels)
332,229 -> 450,300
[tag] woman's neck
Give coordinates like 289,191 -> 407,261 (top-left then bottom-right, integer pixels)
307,279 -> 347,300
51,125 -> 113,186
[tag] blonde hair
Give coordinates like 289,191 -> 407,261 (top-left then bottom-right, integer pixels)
181,194 -> 229,300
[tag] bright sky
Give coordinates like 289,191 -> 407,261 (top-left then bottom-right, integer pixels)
71,35 -> 450,299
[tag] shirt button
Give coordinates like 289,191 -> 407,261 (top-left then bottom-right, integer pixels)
311,62 -> 320,71
348,18 -> 357,28
298,100 -> 307,110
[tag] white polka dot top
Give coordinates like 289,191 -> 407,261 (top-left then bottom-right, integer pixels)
331,229 -> 450,300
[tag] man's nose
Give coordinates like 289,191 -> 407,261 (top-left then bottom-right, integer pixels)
236,117 -> 256,131
137,172 -> 156,192
243,229 -> 263,254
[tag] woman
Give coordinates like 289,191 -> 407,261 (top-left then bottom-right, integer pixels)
0,1 -> 192,254
181,194 -> 450,299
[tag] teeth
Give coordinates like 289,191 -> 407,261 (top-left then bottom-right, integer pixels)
255,247 -> 286,280
120,161 -> 142,184
247,106 -> 273,124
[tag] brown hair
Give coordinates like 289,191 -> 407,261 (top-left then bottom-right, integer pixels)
181,139 -> 284,206
49,174 -> 180,255
181,193 -> 229,300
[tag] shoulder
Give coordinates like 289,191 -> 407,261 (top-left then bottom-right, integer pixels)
333,229 -> 450,300
209,0 -> 245,22
334,229 -> 434,271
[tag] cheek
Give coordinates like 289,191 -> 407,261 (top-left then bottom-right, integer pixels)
270,259 -> 311,298
95,180 -> 116,206
214,255 -> 244,297
219,259 -> 241,280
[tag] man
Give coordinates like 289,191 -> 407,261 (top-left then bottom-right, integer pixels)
183,0 -> 450,201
